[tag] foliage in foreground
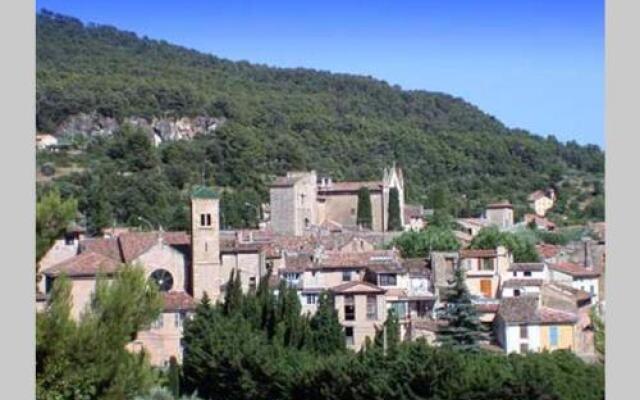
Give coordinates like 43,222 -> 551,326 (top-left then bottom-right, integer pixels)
36,265 -> 163,400
180,273 -> 604,400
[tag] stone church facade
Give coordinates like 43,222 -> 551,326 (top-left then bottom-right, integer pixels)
269,165 -> 406,235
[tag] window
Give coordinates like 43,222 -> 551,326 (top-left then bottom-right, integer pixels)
590,285 -> 595,295
366,295 -> 377,320
304,218 -> 310,227
174,312 -> 186,328
513,271 -> 517,277
520,325 -> 528,339
482,258 -> 494,271
342,270 -> 352,282
351,208 -> 356,215
306,293 -> 319,305
249,277 -> 257,293
379,273 -> 397,286
514,289 -> 521,297
549,326 -> 559,347
344,295 -> 355,321
520,343 -> 529,353
345,327 -> 354,346
200,213 -> 212,227
149,269 -> 174,292
64,233 -> 75,245
524,271 -> 532,277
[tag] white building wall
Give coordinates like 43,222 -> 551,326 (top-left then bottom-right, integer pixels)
505,324 -> 541,353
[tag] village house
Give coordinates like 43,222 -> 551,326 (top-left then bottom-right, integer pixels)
36,133 -> 59,150
459,247 -> 512,299
528,189 -> 556,217
494,295 -> 578,354
522,213 -> 557,231
484,201 -> 514,229
500,262 -> 547,298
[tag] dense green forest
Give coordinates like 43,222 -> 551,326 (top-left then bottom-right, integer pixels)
36,10 -> 604,234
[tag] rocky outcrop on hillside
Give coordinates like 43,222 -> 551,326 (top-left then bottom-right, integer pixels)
54,113 -> 225,143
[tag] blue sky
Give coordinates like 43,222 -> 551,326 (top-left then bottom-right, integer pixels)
36,0 -> 604,147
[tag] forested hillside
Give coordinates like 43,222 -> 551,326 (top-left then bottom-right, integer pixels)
36,10 -> 604,232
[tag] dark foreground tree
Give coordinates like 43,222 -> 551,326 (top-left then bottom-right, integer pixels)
387,187 -> 402,231
436,265 -> 489,351
356,187 -> 372,229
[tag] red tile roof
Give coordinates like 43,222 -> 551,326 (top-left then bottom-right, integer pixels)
404,204 -> 425,220
536,244 -> 561,259
43,251 -> 121,277
330,281 -> 385,294
460,249 -> 498,259
162,291 -> 197,311
498,296 -> 577,324
315,250 -> 400,270
549,262 -> 601,278
282,254 -> 314,272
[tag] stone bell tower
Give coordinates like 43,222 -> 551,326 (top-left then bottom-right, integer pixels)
190,186 -> 221,301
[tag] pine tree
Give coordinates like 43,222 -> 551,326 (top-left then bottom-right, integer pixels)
308,291 -> 345,354
356,187 -> 372,229
387,187 -> 402,231
436,265 -> 489,351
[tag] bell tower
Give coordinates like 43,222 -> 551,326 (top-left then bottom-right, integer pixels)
190,186 -> 221,301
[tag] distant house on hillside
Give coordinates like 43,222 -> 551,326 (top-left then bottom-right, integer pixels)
36,133 -> 58,150
528,189 -> 556,217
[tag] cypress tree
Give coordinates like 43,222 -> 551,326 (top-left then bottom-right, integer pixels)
356,187 -> 372,229
167,356 -> 180,398
308,291 -> 345,354
223,269 -> 243,316
436,265 -> 489,351
387,187 -> 402,231
374,308 -> 401,354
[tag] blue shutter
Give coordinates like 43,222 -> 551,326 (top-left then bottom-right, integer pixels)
549,326 -> 558,346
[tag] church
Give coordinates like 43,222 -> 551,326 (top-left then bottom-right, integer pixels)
37,186 -> 270,366
268,165 -> 409,235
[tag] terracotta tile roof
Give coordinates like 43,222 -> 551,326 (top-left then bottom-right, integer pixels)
80,237 -> 122,261
498,296 -> 577,324
317,181 -> 383,193
219,238 -> 263,253
118,232 -> 163,262
401,258 -> 429,277
330,281 -> 385,294
549,262 -> 601,278
537,244 -> 561,259
316,250 -> 400,270
162,291 -> 197,311
508,263 -> 545,272
457,218 -> 491,228
524,214 -> 556,230
283,254 -> 314,272
460,249 -> 498,259
43,251 -> 121,277
545,282 -> 592,302
502,279 -> 544,288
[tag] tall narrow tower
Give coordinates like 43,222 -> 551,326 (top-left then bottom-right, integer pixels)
190,186 -> 221,301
